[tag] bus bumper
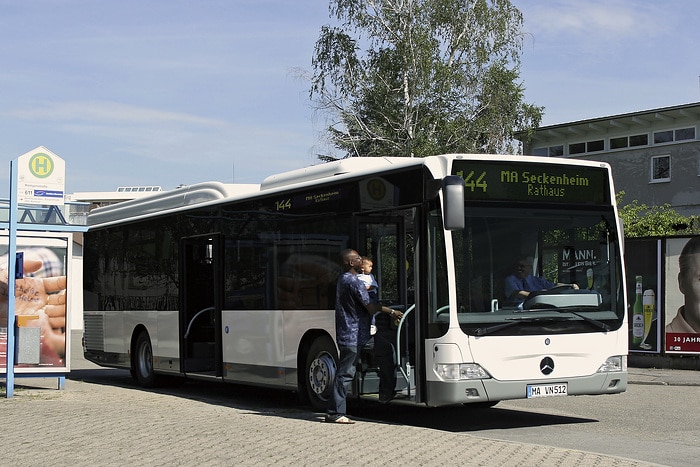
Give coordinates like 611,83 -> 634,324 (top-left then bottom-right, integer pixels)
425,372 -> 627,407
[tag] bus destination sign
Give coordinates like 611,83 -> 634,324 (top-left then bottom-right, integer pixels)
451,160 -> 609,205
272,187 -> 346,212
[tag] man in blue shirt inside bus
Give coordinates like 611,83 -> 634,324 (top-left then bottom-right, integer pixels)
505,255 -> 578,308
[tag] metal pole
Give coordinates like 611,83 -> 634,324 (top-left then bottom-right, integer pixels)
5,160 -> 18,397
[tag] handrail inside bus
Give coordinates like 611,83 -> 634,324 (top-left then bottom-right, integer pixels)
395,304 -> 415,398
184,306 -> 216,340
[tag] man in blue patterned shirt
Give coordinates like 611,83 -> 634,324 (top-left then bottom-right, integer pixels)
325,249 -> 401,424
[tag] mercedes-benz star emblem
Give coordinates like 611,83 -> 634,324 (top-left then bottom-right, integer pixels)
540,357 -> 555,375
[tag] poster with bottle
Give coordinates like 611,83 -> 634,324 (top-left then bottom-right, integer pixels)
558,240 -> 607,292
665,236 -> 700,354
625,239 -> 661,353
632,276 -> 644,346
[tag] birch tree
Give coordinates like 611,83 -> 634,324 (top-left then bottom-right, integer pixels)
310,0 -> 543,159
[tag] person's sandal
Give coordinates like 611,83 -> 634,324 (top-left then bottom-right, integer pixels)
325,415 -> 355,424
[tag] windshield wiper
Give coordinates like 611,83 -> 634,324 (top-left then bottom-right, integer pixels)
552,308 -> 611,331
472,308 -> 611,336
526,306 -> 612,332
472,316 -> 573,336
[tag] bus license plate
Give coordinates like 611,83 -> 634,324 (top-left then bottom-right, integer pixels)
527,383 -> 568,398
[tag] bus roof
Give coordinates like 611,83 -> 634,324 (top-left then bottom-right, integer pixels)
87,157 -> 428,227
86,181 -> 259,227
259,156 -> 422,190
86,155 -> 611,228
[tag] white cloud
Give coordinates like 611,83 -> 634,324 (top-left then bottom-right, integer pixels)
521,0 -> 667,41
0,98 -> 317,190
4,101 -> 226,127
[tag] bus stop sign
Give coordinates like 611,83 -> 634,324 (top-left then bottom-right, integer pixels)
17,146 -> 65,206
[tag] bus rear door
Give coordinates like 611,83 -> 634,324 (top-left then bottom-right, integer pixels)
180,234 -> 223,378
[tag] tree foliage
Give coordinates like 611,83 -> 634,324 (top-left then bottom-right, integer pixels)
616,191 -> 699,238
310,0 -> 543,160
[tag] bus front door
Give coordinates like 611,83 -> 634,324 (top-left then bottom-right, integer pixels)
356,212 -> 416,399
180,235 -> 223,377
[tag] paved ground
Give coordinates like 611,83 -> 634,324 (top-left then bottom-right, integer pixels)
2,335 -> 697,466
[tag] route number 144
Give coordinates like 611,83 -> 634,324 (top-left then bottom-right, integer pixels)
459,170 -> 488,193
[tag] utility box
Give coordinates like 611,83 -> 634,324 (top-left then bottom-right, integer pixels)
16,315 -> 40,365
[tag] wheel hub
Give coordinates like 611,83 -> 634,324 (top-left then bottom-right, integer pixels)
309,354 -> 334,396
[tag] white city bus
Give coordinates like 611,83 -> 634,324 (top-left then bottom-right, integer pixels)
82,154 -> 628,409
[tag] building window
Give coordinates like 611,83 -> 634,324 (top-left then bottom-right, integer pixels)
586,140 -> 604,152
653,130 -> 673,144
532,145 -> 564,157
569,142 -> 585,155
651,155 -> 670,182
610,134 -> 649,150
653,127 -> 694,145
549,145 -> 563,157
675,127 -> 695,141
629,134 -> 648,147
610,136 -> 628,149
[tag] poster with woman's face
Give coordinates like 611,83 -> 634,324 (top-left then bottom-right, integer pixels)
1,236 -> 68,370
665,236 -> 700,354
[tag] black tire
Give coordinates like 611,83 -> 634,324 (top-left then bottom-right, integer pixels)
303,336 -> 337,411
132,331 -> 158,388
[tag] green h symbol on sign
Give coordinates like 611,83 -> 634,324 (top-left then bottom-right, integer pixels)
29,153 -> 54,178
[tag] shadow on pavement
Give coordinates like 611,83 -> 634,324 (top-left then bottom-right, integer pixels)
65,367 -> 596,433
60,333 -> 597,432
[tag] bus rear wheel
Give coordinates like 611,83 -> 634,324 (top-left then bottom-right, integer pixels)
304,336 -> 337,411
132,331 -> 157,388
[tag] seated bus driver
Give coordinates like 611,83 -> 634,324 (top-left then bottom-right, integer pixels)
504,255 -> 578,307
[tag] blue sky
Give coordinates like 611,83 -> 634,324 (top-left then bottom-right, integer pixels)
1,0 -> 698,196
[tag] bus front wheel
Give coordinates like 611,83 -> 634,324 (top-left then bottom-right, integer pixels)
132,331 -> 157,388
303,336 -> 337,411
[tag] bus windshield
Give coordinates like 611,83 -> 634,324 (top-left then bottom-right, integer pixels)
447,206 -> 624,336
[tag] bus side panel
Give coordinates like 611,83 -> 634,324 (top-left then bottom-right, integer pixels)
221,310 -> 284,385
101,310 -> 179,367
282,309 -> 335,386
155,310 -> 180,370
102,310 -> 127,355
220,309 -> 335,388
83,310 -> 133,369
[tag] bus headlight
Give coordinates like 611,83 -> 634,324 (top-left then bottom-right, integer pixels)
596,355 -> 627,373
435,363 -> 491,381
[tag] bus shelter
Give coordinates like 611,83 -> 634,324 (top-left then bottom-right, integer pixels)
1,148 -> 88,397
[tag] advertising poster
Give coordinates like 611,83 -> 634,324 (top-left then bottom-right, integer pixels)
665,236 -> 700,354
1,235 -> 69,371
625,239 -> 661,353
559,240 -> 608,290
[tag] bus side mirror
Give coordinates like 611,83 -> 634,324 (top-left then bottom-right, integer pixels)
443,175 -> 465,231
